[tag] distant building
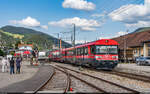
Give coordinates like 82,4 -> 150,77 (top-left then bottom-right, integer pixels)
113,29 -> 150,62
18,44 -> 33,51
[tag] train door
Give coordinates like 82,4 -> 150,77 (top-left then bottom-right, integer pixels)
89,45 -> 96,67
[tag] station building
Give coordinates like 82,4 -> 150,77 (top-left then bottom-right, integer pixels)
112,28 -> 150,62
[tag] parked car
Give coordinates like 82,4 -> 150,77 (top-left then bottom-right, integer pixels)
136,56 -> 150,65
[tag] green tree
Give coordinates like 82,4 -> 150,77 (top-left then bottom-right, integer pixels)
0,49 -> 4,56
15,40 -> 21,49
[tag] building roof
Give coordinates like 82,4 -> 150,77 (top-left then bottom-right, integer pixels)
18,44 -> 33,50
18,44 -> 33,48
112,30 -> 150,49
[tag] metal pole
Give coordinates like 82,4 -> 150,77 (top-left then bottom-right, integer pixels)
57,33 -> 60,49
73,24 -> 76,48
124,29 -> 129,63
124,35 -> 126,63
73,23 -> 76,63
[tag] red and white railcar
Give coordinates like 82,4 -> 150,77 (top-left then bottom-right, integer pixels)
49,39 -> 119,70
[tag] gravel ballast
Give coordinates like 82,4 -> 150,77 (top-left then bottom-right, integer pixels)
51,62 -> 150,93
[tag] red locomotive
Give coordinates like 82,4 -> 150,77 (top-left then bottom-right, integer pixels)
49,39 -> 119,70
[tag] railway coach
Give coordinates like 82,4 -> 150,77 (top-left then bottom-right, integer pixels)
49,39 -> 119,70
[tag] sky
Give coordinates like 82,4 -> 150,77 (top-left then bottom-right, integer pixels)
0,0 -> 149,44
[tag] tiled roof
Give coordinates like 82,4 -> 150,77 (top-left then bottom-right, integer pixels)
112,30 -> 150,49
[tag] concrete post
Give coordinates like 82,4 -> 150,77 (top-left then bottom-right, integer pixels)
144,43 -> 147,57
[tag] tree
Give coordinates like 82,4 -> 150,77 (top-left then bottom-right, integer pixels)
15,40 -> 21,49
0,48 -> 4,56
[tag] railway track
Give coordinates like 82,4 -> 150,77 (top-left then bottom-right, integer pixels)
55,65 -> 140,93
63,68 -> 71,93
35,66 -> 71,93
98,70 -> 150,83
52,65 -> 107,93
68,63 -> 150,83
33,68 -> 55,93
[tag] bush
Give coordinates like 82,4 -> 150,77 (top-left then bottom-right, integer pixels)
0,49 -> 4,56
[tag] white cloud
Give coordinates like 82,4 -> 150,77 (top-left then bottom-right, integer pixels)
10,16 -> 40,27
10,16 -> 48,30
91,11 -> 107,18
117,31 -> 128,36
109,0 -> 150,28
126,21 -> 150,27
81,27 -> 96,31
62,0 -> 95,11
91,13 -> 105,18
99,31 -> 128,39
41,25 -> 48,30
66,40 -> 88,44
48,17 -> 101,31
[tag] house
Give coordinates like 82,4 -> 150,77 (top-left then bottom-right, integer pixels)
112,28 -> 150,62
18,44 -> 33,51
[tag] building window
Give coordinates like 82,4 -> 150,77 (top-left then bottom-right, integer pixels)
148,49 -> 150,56
148,43 -> 150,47
139,48 -> 141,56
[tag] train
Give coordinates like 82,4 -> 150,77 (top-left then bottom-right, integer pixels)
48,39 -> 119,70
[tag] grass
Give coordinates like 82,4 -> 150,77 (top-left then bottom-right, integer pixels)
0,30 -> 24,39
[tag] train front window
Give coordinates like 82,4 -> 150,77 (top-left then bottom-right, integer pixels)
95,46 -> 118,54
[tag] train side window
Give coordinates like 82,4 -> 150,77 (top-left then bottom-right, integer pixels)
80,48 -> 83,55
70,50 -> 73,56
65,51 -> 67,56
79,48 -> 81,55
82,47 -> 84,55
85,47 -> 88,55
71,50 -> 73,56
76,49 -> 78,56
73,49 -> 76,56
83,47 -> 85,55
80,48 -> 82,55
77,48 -> 80,55
91,46 -> 95,54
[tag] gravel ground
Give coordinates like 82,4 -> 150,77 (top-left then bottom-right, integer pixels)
51,62 -> 150,93
70,77 -> 100,93
83,69 -> 150,92
0,60 -> 38,89
42,66 -> 99,93
115,64 -> 150,77
117,64 -> 150,72
42,69 -> 67,91
67,68 -> 132,93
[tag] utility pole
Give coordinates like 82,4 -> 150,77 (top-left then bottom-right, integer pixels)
124,29 -> 129,63
72,23 -> 76,63
53,33 -> 60,50
57,33 -> 60,49
60,31 -> 72,48
73,23 -> 76,48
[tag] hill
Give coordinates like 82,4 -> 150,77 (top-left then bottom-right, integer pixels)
131,27 -> 150,34
0,25 -> 72,50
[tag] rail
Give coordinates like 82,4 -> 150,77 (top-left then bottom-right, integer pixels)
52,65 -> 107,93
33,67 -> 55,93
56,65 -> 140,93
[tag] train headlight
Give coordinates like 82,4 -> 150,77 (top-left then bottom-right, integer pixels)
112,56 -> 118,59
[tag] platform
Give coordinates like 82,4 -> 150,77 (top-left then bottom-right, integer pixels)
0,61 -> 54,93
